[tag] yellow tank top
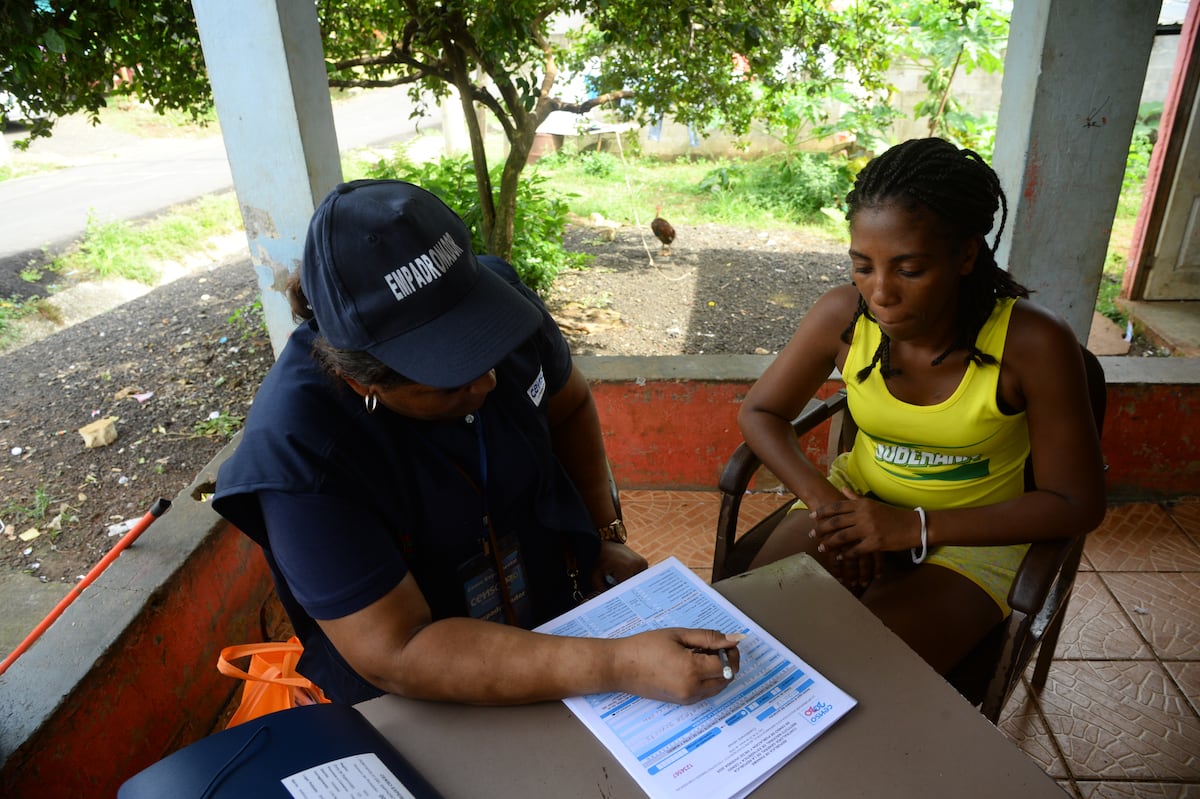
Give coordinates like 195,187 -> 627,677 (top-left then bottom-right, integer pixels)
843,297 -> 1029,511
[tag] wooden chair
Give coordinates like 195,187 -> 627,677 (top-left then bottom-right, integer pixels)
713,348 -> 1106,724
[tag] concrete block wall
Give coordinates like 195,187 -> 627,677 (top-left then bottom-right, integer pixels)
588,355 -> 1200,500
0,440 -> 272,799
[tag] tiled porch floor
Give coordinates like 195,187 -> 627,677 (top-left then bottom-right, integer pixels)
620,491 -> 1200,799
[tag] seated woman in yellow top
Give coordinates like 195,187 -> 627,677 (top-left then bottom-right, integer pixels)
737,137 -> 1106,675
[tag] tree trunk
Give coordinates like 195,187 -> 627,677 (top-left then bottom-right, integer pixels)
487,86 -> 556,261
488,123 -> 537,260
447,45 -> 496,248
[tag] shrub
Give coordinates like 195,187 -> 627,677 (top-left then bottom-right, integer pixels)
353,149 -> 588,294
700,152 -> 853,222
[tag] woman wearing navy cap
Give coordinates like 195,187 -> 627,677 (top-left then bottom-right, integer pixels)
214,180 -> 741,706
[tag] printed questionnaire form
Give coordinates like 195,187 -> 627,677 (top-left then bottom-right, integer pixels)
535,557 -> 856,799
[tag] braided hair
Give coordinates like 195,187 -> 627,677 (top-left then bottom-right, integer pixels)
841,137 -> 1030,382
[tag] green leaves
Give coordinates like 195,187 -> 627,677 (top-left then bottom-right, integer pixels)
41,28 -> 66,53
0,0 -> 211,147
2,0 -> 1010,261
892,0 -> 1008,150
350,148 -> 585,294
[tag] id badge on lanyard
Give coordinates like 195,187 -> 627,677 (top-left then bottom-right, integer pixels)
452,411 -> 533,627
459,532 -> 532,627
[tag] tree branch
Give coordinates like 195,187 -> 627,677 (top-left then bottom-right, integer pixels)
556,90 -> 635,115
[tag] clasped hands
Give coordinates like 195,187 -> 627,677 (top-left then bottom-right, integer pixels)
808,488 -> 922,592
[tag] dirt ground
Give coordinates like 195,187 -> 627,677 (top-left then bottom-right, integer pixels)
549,220 -> 849,356
0,220 -> 845,585
0,218 -> 1159,585
0,252 -> 274,584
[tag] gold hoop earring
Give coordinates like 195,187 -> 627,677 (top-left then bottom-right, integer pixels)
364,392 -> 378,414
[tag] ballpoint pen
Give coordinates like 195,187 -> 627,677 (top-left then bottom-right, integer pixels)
718,648 -> 733,681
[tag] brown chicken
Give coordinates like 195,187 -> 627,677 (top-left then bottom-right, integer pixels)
651,206 -> 675,255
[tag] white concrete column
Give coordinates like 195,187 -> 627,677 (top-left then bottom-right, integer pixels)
191,0 -> 342,356
993,0 -> 1161,342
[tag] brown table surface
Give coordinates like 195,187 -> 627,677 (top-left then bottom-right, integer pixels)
357,554 -> 1067,798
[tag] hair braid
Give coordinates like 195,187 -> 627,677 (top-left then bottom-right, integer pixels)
840,295 -> 901,381
843,137 -> 1030,382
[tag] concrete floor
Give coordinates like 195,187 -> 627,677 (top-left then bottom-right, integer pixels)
1125,300 -> 1200,357
621,490 -> 1200,798
1089,312 -> 1136,356
0,571 -> 68,662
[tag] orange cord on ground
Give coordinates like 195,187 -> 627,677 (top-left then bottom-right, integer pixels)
0,498 -> 171,676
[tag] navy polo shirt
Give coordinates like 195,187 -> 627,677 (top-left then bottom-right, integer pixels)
213,258 -> 600,704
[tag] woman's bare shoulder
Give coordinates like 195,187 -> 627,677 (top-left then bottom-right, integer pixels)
1007,298 -> 1079,353
811,283 -> 861,322
1003,298 -> 1088,399
790,283 -> 861,352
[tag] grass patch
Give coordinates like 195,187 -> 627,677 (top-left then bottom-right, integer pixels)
1,485 -> 57,524
0,296 -> 63,347
34,297 -> 62,324
1100,227 -> 1135,326
0,296 -> 40,345
536,145 -> 1157,339
1099,172 -> 1147,327
97,98 -> 220,138
536,151 -> 718,226
192,411 -> 244,440
227,298 -> 266,341
2,485 -> 77,541
1095,101 -> 1158,330
533,149 -> 849,238
52,193 -> 243,283
0,159 -> 65,184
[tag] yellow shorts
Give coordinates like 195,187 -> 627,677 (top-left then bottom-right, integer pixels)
789,453 -> 1025,616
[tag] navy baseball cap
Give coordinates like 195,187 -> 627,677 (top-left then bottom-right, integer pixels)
301,179 -> 541,388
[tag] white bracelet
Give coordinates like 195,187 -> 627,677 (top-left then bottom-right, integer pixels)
911,507 -> 928,564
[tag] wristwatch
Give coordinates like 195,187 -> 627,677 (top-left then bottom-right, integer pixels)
597,518 -> 628,544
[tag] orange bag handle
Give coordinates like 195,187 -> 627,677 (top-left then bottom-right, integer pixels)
218,636 -> 329,728
217,639 -> 315,689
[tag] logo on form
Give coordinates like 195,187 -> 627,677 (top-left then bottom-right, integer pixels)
803,701 -> 832,724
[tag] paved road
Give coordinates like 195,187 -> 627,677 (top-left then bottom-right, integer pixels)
0,86 -> 439,277
0,86 -> 444,660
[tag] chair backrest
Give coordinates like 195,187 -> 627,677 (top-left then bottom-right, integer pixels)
951,345 -> 1106,720
714,346 -> 1107,723
713,393 -> 848,581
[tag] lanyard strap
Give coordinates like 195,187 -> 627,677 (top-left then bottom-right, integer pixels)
470,413 -> 519,625
473,412 -> 489,521
419,412 -> 584,611
427,412 -> 519,626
